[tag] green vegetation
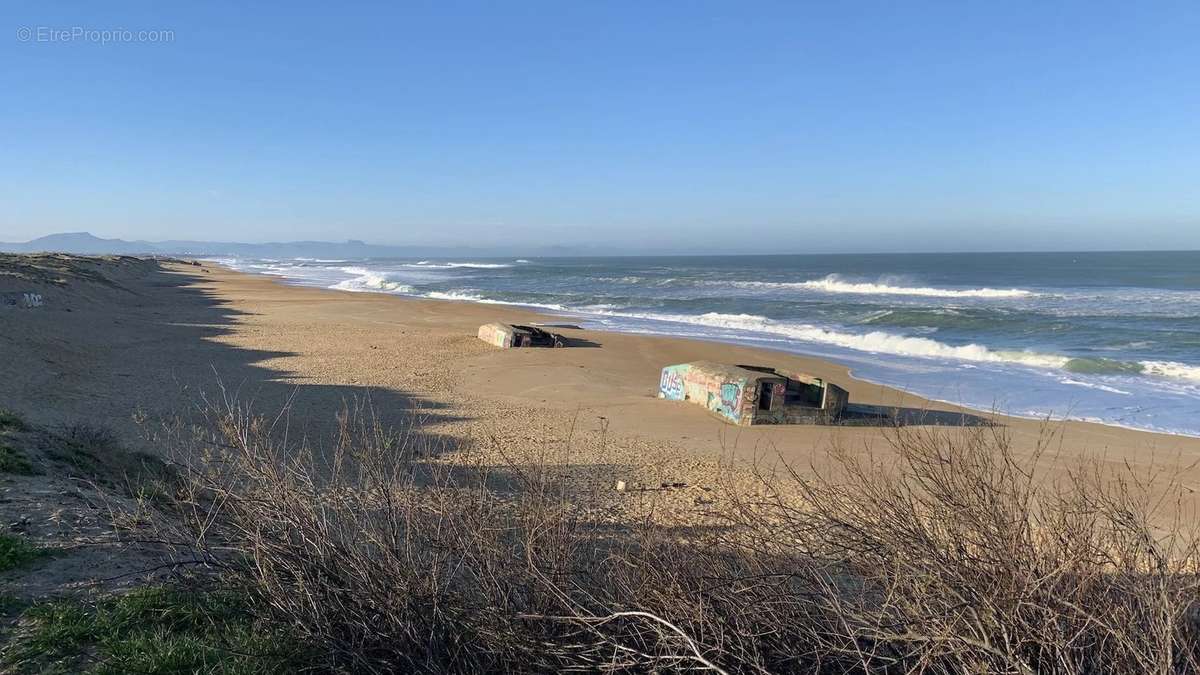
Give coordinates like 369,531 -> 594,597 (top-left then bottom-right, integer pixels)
0,534 -> 51,573
0,408 -> 38,474
44,423 -> 176,501
0,408 -> 27,432
2,585 -> 303,675
0,409 -> 35,474
0,440 -> 36,475
0,593 -> 28,617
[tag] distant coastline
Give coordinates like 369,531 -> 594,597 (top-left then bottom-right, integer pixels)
4,231 -> 1198,259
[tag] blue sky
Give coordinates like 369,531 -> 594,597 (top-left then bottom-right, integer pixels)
2,1 -> 1198,253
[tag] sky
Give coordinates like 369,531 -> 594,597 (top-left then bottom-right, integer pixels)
1,1 -> 1198,254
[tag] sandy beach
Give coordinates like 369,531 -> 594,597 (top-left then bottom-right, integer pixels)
5,256 -> 1200,495
6,254 -> 1200,672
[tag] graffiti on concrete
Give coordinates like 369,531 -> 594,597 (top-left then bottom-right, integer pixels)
660,368 -> 685,400
658,361 -> 851,426
720,383 -> 741,410
702,382 -> 742,422
1,292 -> 43,309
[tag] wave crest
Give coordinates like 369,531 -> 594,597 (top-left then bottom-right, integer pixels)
409,261 -> 512,269
795,274 -> 1034,298
332,268 -> 414,294
592,310 -> 1069,369
1141,361 -> 1200,383
604,311 -> 1200,385
424,290 -> 568,311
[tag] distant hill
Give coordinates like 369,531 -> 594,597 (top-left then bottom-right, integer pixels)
0,232 -> 621,258
2,232 -> 159,255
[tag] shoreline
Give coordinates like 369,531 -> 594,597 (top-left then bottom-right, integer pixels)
186,260 -> 1200,462
221,259 -> 1200,440
4,254 -> 1200,499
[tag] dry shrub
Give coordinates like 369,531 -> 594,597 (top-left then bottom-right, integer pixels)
155,391 -> 1200,674
713,424 -> 1200,673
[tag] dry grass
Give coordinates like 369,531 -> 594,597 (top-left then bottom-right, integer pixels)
141,390 -> 1200,673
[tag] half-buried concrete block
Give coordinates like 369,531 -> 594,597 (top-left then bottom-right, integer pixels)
658,360 -> 849,426
478,322 -> 565,348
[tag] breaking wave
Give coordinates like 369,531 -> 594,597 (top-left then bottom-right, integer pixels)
712,275 -> 1033,298
595,311 -> 1070,368
408,261 -> 512,269
332,267 -> 414,294
1141,361 -> 1200,383
589,310 -> 1200,384
423,291 -> 568,312
793,275 -> 1035,298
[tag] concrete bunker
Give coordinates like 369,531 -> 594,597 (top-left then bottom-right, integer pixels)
478,322 -> 566,349
658,360 -> 849,426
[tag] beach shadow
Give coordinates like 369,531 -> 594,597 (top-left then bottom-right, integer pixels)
839,404 -> 994,428
557,335 -> 602,348
0,258 -> 466,458
408,461 -> 628,494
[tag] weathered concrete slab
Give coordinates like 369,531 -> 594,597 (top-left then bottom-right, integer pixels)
478,323 -> 565,348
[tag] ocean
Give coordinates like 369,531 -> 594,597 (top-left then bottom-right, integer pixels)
214,251 -> 1200,437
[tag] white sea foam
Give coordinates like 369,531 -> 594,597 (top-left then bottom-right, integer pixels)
424,290 -> 568,311
1059,379 -> 1133,395
589,310 -> 1070,368
332,269 -> 414,294
716,274 -> 1033,298
407,261 -> 512,269
332,266 -> 414,293
585,308 -> 1200,386
1140,361 -> 1200,383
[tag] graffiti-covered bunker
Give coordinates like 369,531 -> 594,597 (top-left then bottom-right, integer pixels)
658,361 -> 849,426
478,322 -> 566,349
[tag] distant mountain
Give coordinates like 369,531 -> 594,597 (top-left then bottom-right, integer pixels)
2,232 -> 158,255
0,232 -> 620,258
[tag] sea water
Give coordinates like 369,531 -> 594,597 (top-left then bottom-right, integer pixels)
214,251 -> 1200,436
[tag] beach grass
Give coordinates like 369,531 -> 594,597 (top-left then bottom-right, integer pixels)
0,410 -> 39,474
1,585 -> 303,675
40,422 -> 177,501
0,440 -> 36,475
0,408 -> 27,432
0,533 -> 51,573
